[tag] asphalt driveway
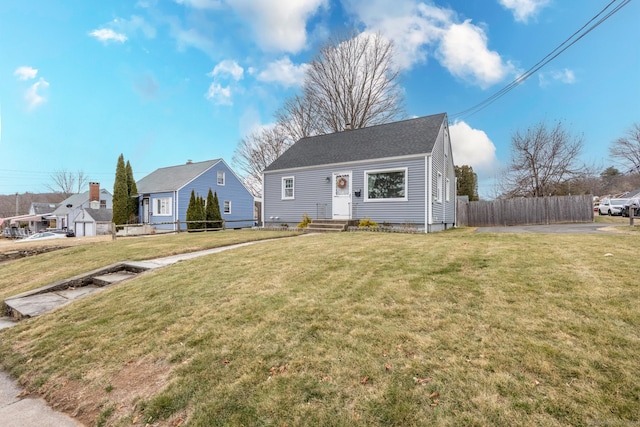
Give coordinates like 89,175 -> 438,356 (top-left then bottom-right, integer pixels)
473,222 -> 620,234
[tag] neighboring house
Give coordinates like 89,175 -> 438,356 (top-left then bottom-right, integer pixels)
135,159 -> 254,231
26,202 -> 60,232
52,182 -> 113,235
71,208 -> 114,236
262,113 -> 457,232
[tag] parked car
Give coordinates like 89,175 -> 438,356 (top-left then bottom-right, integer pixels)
18,231 -> 70,242
48,229 -> 75,237
621,198 -> 640,217
597,199 -> 628,216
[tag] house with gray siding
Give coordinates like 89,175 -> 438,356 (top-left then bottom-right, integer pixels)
135,159 -> 254,231
262,113 -> 456,232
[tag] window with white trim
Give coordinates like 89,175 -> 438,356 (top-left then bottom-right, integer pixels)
224,200 -> 231,214
365,168 -> 408,201
436,172 -> 443,203
282,177 -> 294,199
153,197 -> 172,216
217,171 -> 225,185
445,178 -> 450,202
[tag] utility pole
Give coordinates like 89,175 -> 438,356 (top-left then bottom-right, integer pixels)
15,192 -> 19,216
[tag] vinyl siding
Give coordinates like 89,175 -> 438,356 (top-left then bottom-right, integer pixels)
264,157 -> 427,227
428,123 -> 456,231
177,161 -> 254,228
148,191 -> 175,230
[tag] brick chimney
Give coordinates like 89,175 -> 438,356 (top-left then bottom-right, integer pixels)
89,182 -> 100,203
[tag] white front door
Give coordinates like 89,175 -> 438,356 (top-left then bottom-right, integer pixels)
332,172 -> 352,219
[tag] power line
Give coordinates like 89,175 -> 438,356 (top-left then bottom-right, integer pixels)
449,0 -> 631,122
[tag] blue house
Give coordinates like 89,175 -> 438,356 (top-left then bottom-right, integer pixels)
262,113 -> 456,232
136,159 -> 254,231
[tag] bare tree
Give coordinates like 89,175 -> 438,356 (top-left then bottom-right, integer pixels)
232,125 -> 292,197
274,95 -> 321,142
609,123 -> 640,174
303,31 -> 404,133
75,170 -> 89,194
501,120 -> 584,197
46,169 -> 89,196
234,31 -> 405,196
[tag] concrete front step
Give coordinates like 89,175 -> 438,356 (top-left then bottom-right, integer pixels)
303,219 -> 359,233
3,263 -> 150,320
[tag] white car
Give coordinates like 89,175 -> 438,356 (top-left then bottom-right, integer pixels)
597,199 -> 627,216
18,231 -> 70,242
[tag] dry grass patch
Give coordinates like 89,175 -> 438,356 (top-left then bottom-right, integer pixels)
0,230 -> 299,302
0,229 -> 638,426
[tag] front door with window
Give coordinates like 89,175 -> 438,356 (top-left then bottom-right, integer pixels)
332,172 -> 352,219
142,198 -> 150,223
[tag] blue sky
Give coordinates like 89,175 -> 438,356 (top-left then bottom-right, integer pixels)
1,0 -> 638,198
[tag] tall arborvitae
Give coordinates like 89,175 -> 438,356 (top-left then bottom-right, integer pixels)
186,190 -> 197,230
125,160 -> 139,222
197,196 -> 206,230
112,154 -> 129,225
212,191 -> 223,229
205,188 -> 216,230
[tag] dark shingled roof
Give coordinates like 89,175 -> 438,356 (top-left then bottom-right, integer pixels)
31,202 -> 60,215
83,208 -> 113,222
264,113 -> 446,172
136,159 -> 221,194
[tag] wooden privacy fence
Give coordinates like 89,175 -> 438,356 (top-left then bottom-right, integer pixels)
457,195 -> 594,227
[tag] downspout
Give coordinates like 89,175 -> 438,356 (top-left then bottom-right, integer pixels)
175,190 -> 179,231
426,155 -> 432,233
454,177 -> 458,228
261,173 -> 265,229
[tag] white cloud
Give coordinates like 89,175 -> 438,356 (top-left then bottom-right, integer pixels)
174,0 -> 222,9
209,60 -> 244,81
257,57 -> 309,88
170,24 -> 215,55
225,0 -> 327,53
438,20 -> 515,89
343,1 -> 450,70
115,15 -> 157,39
25,78 -> 50,110
14,66 -> 38,81
539,68 -> 576,87
498,0 -> 550,23
205,82 -> 232,105
89,28 -> 128,43
449,120 -> 498,174
342,0 -> 514,88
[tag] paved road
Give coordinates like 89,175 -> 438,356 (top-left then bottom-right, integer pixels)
474,222 -> 620,234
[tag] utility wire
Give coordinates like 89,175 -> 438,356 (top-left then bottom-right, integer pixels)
449,0 -> 631,122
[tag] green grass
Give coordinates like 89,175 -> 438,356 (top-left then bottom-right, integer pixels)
0,228 -> 638,426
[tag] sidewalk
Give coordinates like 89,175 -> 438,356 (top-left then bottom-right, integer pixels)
0,372 -> 82,427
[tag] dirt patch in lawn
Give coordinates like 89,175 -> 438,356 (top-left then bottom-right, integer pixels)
38,359 -> 173,426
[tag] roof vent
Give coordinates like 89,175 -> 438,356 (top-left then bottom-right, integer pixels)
186,159 -> 192,164
345,123 -> 352,131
